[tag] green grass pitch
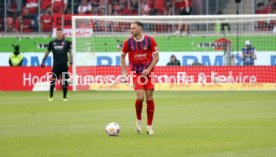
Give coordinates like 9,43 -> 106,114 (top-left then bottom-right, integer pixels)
0,35 -> 276,52
0,91 -> 276,157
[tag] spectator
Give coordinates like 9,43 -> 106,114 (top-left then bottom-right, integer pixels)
91,7 -> 99,15
265,0 -> 276,13
91,0 -> 98,8
53,0 -> 68,14
215,11 -> 230,34
255,3 -> 269,31
223,43 -> 235,66
174,0 -> 192,35
242,40 -> 256,66
256,2 -> 268,14
113,1 -> 120,13
40,0 -> 52,11
78,0 -> 92,14
16,7 -> 37,32
164,1 -> 173,15
6,17 -> 17,32
269,3 -> 276,32
9,45 -> 24,66
40,6 -> 53,32
153,0 -> 165,15
119,3 -> 130,15
7,0 -> 22,16
26,0 -> 38,15
0,17 -> 4,32
167,55 -> 181,66
108,3 -> 113,15
141,1 -> 152,15
131,0 -> 139,15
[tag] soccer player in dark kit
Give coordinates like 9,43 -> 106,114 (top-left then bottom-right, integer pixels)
41,28 -> 72,101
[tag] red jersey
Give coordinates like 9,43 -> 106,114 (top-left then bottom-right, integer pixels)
41,14 -> 53,32
41,0 -> 52,11
53,0 -> 67,14
26,0 -> 38,14
175,0 -> 192,8
121,35 -> 159,73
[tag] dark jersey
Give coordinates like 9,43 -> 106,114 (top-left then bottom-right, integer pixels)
48,39 -> 71,65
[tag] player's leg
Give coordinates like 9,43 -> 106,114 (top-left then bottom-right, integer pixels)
135,89 -> 144,133
145,74 -> 155,135
135,89 -> 144,120
49,66 -> 59,101
133,74 -> 145,133
145,89 -> 155,135
61,64 -> 69,101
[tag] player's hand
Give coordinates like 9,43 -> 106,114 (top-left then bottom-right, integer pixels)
120,73 -> 128,83
40,62 -> 45,68
142,69 -> 150,76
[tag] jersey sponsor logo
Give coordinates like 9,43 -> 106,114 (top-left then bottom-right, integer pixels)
134,53 -> 147,59
54,45 -> 64,50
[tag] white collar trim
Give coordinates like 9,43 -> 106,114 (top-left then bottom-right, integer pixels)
134,35 -> 145,42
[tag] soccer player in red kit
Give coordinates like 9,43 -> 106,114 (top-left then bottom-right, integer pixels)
121,21 -> 159,135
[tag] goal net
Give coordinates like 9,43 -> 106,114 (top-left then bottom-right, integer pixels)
71,15 -> 276,91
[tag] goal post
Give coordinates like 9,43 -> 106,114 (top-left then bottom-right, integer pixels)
71,15 -> 276,91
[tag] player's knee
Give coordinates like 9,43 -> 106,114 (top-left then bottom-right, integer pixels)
137,95 -> 144,102
50,78 -> 56,85
146,96 -> 153,101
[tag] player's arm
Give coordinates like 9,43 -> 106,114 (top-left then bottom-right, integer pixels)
68,41 -> 73,65
142,53 -> 159,76
120,40 -> 129,76
41,42 -> 52,67
121,53 -> 127,76
142,38 -> 159,76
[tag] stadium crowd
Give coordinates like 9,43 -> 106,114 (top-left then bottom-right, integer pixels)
0,0 -> 275,33
0,0 -> 193,33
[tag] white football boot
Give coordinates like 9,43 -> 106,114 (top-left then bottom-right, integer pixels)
135,120 -> 142,133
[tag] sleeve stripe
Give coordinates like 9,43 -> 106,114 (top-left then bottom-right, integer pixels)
153,51 -> 159,54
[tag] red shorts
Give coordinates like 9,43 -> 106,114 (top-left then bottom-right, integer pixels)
132,74 -> 154,91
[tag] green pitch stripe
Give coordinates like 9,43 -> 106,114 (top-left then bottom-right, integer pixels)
0,35 -> 275,53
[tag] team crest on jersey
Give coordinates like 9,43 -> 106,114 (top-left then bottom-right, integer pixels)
143,46 -> 148,50
62,42 -> 64,45
53,42 -> 56,45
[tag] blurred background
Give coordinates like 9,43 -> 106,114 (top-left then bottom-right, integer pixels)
0,0 -> 275,34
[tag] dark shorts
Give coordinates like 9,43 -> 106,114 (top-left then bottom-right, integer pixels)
180,7 -> 192,15
52,63 -> 69,80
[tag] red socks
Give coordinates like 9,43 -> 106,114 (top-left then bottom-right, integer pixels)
135,99 -> 155,125
135,99 -> 143,120
146,100 -> 155,126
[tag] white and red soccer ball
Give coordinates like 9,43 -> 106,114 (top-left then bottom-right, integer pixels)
105,122 -> 120,136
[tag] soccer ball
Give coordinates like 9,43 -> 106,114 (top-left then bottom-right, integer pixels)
105,122 -> 120,136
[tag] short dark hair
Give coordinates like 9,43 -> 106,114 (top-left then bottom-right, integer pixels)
132,21 -> 143,29
14,45 -> 20,51
57,28 -> 63,31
